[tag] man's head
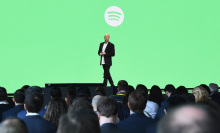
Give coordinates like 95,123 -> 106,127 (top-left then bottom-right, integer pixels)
97,97 -> 118,118
13,89 -> 25,104
209,83 -> 219,94
24,92 -> 44,113
24,86 -> 43,96
69,98 -> 93,112
136,84 -> 148,98
0,87 -> 7,101
117,80 -> 129,92
57,108 -> 100,133
158,105 -> 220,133
164,84 -> 175,97
0,118 -> 28,133
104,34 -> 110,43
128,90 -> 147,113
50,87 -> 62,99
164,95 -> 187,114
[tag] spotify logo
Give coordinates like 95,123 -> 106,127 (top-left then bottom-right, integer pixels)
105,6 -> 124,27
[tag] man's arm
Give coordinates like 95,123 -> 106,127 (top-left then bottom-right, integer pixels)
104,44 -> 115,57
98,43 -> 103,56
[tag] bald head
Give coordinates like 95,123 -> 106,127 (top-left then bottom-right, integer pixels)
104,34 -> 110,43
158,105 -> 220,133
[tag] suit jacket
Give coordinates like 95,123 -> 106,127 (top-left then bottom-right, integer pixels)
17,108 -> 46,119
23,115 -> 57,133
2,105 -> 24,121
117,113 -> 156,133
210,93 -> 220,105
98,42 -> 115,66
0,104 -> 13,122
101,123 -> 131,133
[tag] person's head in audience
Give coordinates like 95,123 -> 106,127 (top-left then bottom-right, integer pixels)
209,83 -> 219,94
20,85 -> 30,92
128,85 -> 135,94
192,86 -> 210,103
0,117 -> 28,133
200,84 -> 211,96
0,87 -> 7,102
164,95 -> 187,114
65,86 -> 76,108
76,87 -> 91,101
44,98 -> 67,126
158,104 -> 220,133
176,86 -> 188,95
136,84 -> 148,98
181,93 -> 195,103
117,80 -> 129,92
13,89 -> 25,105
57,108 -> 100,133
24,92 -> 43,113
50,87 -> 62,99
92,95 -> 103,112
24,86 -> 43,96
93,87 -> 106,97
69,98 -> 93,112
164,84 -> 175,97
128,90 -> 147,114
148,85 -> 163,106
97,97 -> 118,125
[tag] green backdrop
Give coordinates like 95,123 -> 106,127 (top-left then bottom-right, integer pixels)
1,0 -> 220,93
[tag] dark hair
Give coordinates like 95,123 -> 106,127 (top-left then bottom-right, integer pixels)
164,95 -> 187,112
14,89 -> 25,103
164,84 -> 175,93
69,98 -> 93,111
25,93 -> 43,113
50,87 -> 62,98
117,80 -> 129,91
97,97 -> 118,117
93,87 -> 106,97
65,86 -> 76,107
128,85 -> 135,94
136,84 -> 148,98
57,108 -> 100,133
0,87 -> 7,101
200,84 -> 211,96
0,117 -> 28,133
76,87 -> 91,99
25,86 -> 43,96
44,98 -> 68,126
128,90 -> 147,113
20,85 -> 30,92
176,86 -> 188,95
148,85 -> 163,106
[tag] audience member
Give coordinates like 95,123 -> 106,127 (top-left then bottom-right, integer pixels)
175,86 -> 188,95
117,90 -> 156,133
155,84 -> 175,119
65,86 -> 76,108
57,108 -> 100,133
50,87 -> 62,99
158,104 -> 220,133
0,87 -> 13,122
20,85 -> 30,92
93,86 -> 106,96
44,98 -> 68,126
97,97 -> 130,133
0,117 -> 28,133
2,89 -> 25,120
136,84 -> 148,98
69,98 -> 93,111
209,83 -> 220,105
192,86 -> 210,103
76,87 -> 92,102
92,95 -> 103,113
145,85 -> 163,119
200,84 -> 211,96
23,92 -> 57,133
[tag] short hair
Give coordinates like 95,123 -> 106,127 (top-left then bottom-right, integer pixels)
158,105 -> 220,133
44,98 -> 68,126
176,86 -> 188,95
97,97 -> 118,117
14,89 -> 25,103
25,93 -> 44,113
20,85 -> 30,92
65,86 -> 76,107
50,87 -> 62,98
209,83 -> 219,93
128,90 -> 147,113
0,87 -> 7,101
117,80 -> 129,91
69,98 -> 93,112
136,84 -> 148,98
0,117 -> 28,133
164,84 -> 175,93
57,108 -> 100,133
192,86 -> 210,103
164,95 -> 187,112
25,86 -> 43,96
76,87 -> 91,99
93,87 -> 106,96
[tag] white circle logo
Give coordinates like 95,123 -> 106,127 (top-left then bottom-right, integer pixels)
104,6 -> 124,27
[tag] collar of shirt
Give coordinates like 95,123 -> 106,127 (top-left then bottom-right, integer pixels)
26,112 -> 39,116
0,101 -> 9,104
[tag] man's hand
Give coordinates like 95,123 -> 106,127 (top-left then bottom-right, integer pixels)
100,52 -> 106,56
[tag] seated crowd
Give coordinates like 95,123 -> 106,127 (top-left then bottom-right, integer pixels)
0,81 -> 220,133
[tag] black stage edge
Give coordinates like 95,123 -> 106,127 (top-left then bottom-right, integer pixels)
45,83 -> 103,87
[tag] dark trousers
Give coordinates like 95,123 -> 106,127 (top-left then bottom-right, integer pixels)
102,65 -> 114,87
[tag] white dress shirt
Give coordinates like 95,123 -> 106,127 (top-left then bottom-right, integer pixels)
101,43 -> 108,64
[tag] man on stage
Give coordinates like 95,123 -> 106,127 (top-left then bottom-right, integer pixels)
98,34 -> 115,88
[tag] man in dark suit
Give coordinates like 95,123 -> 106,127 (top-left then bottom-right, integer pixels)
23,89 -> 57,133
0,87 -> 13,122
117,90 -> 156,133
2,89 -> 25,120
98,34 -> 115,88
209,83 -> 220,105
97,97 -> 130,133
